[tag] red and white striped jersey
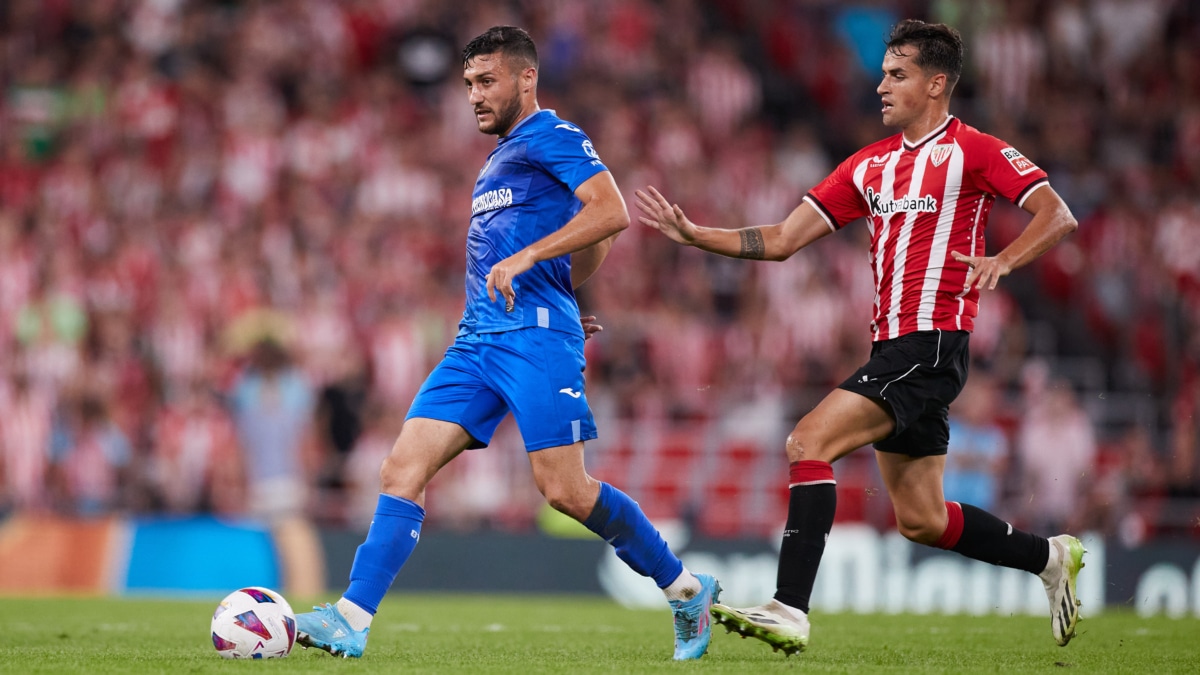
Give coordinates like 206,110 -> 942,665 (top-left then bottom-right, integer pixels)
805,116 -> 1048,341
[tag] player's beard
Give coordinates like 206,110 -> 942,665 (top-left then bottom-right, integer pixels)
480,93 -> 524,136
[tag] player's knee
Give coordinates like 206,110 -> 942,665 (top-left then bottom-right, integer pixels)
541,483 -> 591,521
895,514 -> 944,546
785,432 -> 809,462
378,455 -> 427,500
786,426 -> 831,463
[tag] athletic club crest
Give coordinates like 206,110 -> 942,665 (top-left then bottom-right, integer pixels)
930,144 -> 953,167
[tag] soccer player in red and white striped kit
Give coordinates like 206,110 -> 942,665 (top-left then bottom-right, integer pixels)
636,19 -> 1084,654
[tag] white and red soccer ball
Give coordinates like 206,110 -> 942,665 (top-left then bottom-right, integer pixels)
210,587 -> 296,659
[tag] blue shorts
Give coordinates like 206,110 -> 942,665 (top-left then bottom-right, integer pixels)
406,328 -> 598,451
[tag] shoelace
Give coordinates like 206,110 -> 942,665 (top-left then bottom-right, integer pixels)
310,605 -> 349,636
312,604 -> 336,621
672,608 -> 699,640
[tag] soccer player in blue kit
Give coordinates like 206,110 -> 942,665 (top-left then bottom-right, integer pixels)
295,26 -> 720,660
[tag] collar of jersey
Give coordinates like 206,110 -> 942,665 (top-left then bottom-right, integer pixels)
499,109 -> 553,142
901,115 -> 955,152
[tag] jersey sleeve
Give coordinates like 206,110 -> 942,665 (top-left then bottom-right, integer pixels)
969,133 -> 1049,208
529,123 -> 609,192
804,153 -> 869,230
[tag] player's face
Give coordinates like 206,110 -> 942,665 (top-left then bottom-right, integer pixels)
464,54 -> 525,136
876,46 -> 934,129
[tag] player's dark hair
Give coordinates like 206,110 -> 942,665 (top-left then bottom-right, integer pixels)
462,25 -> 538,71
886,19 -> 963,93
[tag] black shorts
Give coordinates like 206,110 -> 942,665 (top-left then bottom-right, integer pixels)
837,329 -> 969,457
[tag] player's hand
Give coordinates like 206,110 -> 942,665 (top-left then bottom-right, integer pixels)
635,186 -> 698,245
581,315 -> 603,340
486,250 -> 536,311
951,250 -> 1012,291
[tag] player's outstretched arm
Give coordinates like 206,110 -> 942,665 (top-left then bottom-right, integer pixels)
487,171 -> 628,309
951,185 -> 1078,291
635,185 -> 832,261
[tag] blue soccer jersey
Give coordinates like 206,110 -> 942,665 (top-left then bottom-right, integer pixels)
460,109 -> 608,338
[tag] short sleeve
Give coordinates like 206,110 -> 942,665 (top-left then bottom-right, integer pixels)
805,154 -> 869,230
529,123 -> 609,192
969,134 -> 1049,207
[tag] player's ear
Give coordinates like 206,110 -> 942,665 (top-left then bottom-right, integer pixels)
929,72 -> 947,98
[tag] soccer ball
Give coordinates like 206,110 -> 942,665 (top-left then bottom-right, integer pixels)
210,587 -> 297,659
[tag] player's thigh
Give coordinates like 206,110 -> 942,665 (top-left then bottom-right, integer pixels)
380,418 -> 475,500
789,388 -> 895,463
875,451 -> 948,528
526,440 -> 588,487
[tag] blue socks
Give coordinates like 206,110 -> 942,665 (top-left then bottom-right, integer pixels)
344,485 -> 681,612
344,494 -> 425,614
583,482 -> 683,588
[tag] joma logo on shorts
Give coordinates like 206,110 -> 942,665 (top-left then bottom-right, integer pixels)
472,188 -> 513,215
865,187 -> 938,217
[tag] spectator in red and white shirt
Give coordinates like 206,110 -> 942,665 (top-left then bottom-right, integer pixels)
0,364 -> 55,511
150,377 -> 242,515
47,391 -> 132,516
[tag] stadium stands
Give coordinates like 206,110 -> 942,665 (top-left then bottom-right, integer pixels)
0,1 -> 1195,542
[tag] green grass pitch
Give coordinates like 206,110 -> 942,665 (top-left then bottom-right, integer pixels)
2,594 -> 1197,673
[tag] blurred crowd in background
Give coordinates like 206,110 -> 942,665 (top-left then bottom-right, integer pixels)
0,0 -> 1197,545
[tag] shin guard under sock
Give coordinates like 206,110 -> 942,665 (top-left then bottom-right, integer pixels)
344,494 -> 425,614
775,460 -> 837,613
582,482 -> 683,588
937,501 -> 1049,574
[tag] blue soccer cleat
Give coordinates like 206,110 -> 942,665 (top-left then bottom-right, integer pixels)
669,573 -> 721,660
295,602 -> 369,658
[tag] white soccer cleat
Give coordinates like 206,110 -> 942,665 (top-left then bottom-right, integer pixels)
710,599 -> 809,656
1040,534 -> 1086,646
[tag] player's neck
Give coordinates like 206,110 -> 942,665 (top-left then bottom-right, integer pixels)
499,102 -> 542,137
900,110 -> 952,146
